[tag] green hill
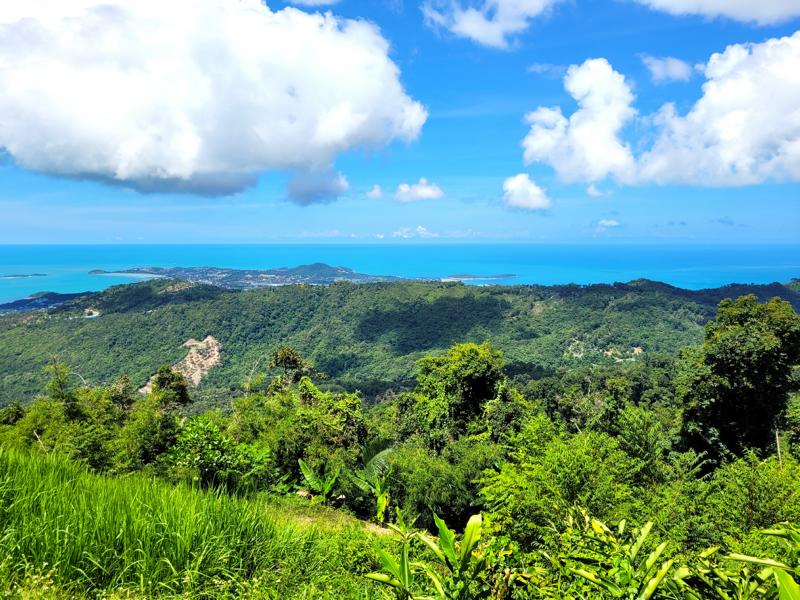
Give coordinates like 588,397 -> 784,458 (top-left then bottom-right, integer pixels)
1,278 -> 798,407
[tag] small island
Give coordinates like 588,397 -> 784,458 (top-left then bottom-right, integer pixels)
88,269 -> 164,280
0,273 -> 47,279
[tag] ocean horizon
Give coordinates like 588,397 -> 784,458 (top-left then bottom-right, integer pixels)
1,243 -> 799,305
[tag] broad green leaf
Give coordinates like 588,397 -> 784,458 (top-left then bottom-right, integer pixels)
418,562 -> 447,598
571,568 -> 624,595
349,471 -> 371,494
367,447 -> 395,477
377,548 -> 402,580
417,533 -> 447,566
376,491 -> 389,523
630,522 -> 653,561
775,569 -> 800,600
459,514 -> 482,570
763,528 -> 800,547
728,554 -> 791,570
643,542 -> 668,575
700,547 -> 721,559
401,537 -> 412,587
591,519 -> 607,536
322,466 -> 340,496
433,513 -> 457,567
365,572 -> 403,589
673,566 -> 691,580
297,458 -> 321,492
638,559 -> 673,600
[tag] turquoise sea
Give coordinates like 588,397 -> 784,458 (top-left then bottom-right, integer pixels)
1,244 -> 799,305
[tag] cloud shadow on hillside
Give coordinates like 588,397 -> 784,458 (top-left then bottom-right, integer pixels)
355,295 -> 510,354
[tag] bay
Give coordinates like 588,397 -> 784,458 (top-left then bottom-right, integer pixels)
1,243 -> 799,305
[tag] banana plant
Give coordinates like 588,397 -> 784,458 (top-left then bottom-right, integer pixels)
415,513 -> 488,600
554,513 -> 675,599
654,523 -> 800,600
297,458 -> 340,505
367,513 -> 527,600
366,508 -> 419,599
671,547 -> 775,600
350,447 -> 393,523
723,525 -> 800,600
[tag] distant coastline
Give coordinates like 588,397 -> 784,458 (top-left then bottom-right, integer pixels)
88,264 -> 406,288
0,273 -> 47,279
89,264 -> 524,287
442,273 -> 517,281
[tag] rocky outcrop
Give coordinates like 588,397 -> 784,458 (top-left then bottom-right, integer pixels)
139,336 -> 221,393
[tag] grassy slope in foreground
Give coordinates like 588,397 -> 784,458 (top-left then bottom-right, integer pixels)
0,449 -> 385,598
1,278 -> 798,407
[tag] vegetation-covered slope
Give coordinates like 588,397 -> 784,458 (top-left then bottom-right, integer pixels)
0,449 -> 388,599
1,293 -> 799,598
1,278 -> 798,407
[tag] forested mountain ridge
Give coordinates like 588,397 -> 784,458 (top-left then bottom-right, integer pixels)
1,277 -> 798,407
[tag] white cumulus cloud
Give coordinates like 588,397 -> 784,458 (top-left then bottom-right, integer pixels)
639,31 -> 800,185
502,173 -> 551,210
414,225 -> 439,238
366,184 -> 383,199
523,58 -> 637,183
522,32 -> 800,187
633,0 -> 800,25
396,178 -> 445,201
0,0 -> 427,196
642,55 -> 693,83
422,0 -> 562,48
392,225 -> 440,238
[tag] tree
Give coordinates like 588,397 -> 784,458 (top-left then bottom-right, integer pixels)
417,343 -> 504,417
0,401 -> 24,426
108,375 -> 134,411
114,392 -> 180,471
264,377 -> 367,477
268,345 -> 323,384
679,295 -> 800,464
409,342 -> 505,446
786,393 -> 800,453
615,406 -> 673,486
44,359 -> 80,419
170,416 -> 254,491
481,425 -> 636,547
152,365 -> 191,407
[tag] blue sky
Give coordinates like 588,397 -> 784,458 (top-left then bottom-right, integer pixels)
0,0 -> 798,244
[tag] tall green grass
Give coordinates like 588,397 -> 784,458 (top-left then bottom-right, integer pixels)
0,449 -> 382,598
